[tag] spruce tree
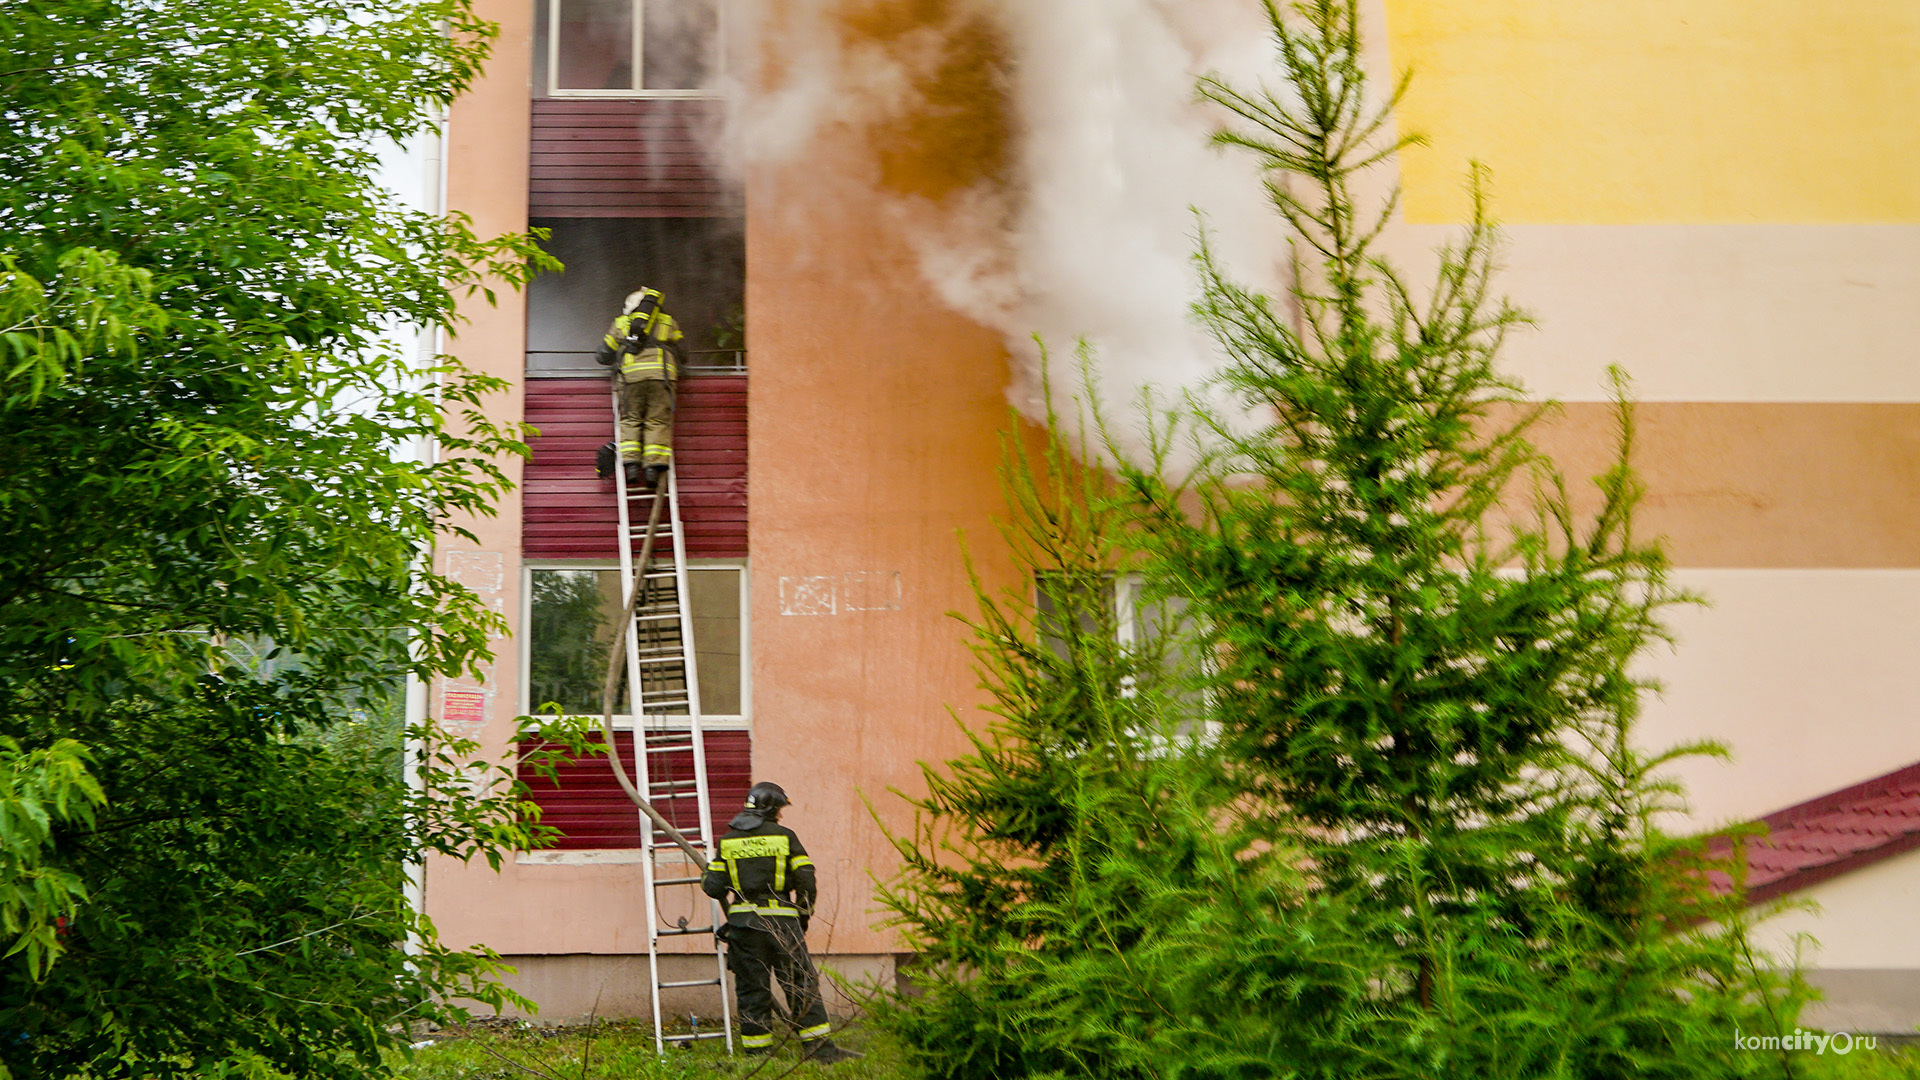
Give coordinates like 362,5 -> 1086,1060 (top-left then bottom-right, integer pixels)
878,3 -> 1804,1077
872,381 -> 1321,1080
1121,1 -> 1801,1074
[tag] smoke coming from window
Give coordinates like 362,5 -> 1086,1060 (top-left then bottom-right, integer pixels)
723,0 -> 1294,461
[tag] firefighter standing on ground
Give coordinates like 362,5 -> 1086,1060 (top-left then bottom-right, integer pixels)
701,782 -> 860,1064
595,287 -> 684,490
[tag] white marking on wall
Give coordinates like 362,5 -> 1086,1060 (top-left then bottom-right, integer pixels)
779,571 -> 903,615
436,550 -> 505,734
445,550 -> 505,592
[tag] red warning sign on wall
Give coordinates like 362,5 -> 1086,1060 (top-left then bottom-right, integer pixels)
442,691 -> 487,727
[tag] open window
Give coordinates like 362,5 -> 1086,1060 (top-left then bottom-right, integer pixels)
534,0 -> 723,97
524,562 -> 748,724
525,217 -> 745,377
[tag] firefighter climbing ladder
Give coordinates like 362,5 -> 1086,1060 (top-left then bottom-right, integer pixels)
611,400 -> 735,1056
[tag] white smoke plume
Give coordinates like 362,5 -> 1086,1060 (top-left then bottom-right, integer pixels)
726,0 -> 1291,461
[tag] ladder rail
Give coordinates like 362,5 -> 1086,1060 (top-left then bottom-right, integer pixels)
609,388 -> 735,1057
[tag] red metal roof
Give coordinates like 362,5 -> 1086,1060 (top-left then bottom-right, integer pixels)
523,375 -> 747,560
519,729 -> 752,850
1708,761 -> 1920,903
529,99 -> 740,219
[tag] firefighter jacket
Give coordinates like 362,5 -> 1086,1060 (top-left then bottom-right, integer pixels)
595,310 -> 684,382
701,818 -> 816,932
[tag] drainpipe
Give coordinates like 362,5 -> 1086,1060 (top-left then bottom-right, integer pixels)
402,103 -> 450,958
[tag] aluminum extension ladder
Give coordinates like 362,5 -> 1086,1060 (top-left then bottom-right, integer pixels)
611,395 -> 734,1056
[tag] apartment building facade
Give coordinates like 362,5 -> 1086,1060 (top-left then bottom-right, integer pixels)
419,0 -> 1920,1033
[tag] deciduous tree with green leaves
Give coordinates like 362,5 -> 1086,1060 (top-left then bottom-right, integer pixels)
877,3 -> 1804,1077
0,0 -> 560,1076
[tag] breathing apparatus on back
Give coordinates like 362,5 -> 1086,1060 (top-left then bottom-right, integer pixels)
621,288 -> 670,353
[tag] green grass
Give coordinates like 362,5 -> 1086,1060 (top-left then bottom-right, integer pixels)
389,1020 -> 915,1080
1801,1040 -> 1920,1080
390,1019 -> 1920,1080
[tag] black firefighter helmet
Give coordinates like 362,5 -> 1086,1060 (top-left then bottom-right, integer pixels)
729,781 -> 790,831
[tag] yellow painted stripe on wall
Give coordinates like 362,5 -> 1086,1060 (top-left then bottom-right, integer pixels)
1382,0 -> 1920,224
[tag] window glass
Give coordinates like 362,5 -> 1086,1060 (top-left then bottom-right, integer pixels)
555,0 -> 635,91
642,0 -> 719,90
528,567 -> 744,718
686,568 -> 741,715
529,569 -> 626,716
1034,571 -> 1114,665
1118,576 -> 1209,724
1036,572 -> 1209,731
539,0 -> 722,96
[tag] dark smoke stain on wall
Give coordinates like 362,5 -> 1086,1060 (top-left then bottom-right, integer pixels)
842,0 -> 1014,201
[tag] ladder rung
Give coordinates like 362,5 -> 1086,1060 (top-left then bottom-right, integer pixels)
662,1031 -> 729,1043
618,418 -> 723,977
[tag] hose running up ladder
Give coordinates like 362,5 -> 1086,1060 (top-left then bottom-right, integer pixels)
596,389 -> 733,1055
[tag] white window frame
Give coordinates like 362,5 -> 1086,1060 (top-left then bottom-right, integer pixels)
1034,571 -> 1220,748
520,558 -> 751,730
544,0 -> 727,99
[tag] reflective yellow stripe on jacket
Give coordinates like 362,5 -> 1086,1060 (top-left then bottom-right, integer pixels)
619,349 -> 675,378
719,833 -> 802,915
604,311 -> 682,379
729,900 -> 802,918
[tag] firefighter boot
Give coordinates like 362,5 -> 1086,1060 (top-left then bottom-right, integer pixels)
804,1040 -> 863,1065
624,461 -> 647,489
644,464 -> 668,490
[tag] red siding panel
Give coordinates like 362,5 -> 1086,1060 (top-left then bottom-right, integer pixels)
529,99 -> 741,219
523,375 -> 747,560
520,730 -> 752,850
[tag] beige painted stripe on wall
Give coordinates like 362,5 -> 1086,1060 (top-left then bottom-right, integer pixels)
1637,569 -> 1920,825
1372,224 -> 1920,404
1526,403 -> 1920,569
1750,838 -> 1920,971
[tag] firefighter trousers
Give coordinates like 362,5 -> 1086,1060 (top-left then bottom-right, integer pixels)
616,375 -> 675,466
725,920 -> 830,1051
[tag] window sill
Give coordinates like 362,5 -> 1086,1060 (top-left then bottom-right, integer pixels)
517,848 -> 706,866
541,89 -> 726,100
524,715 -> 751,730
